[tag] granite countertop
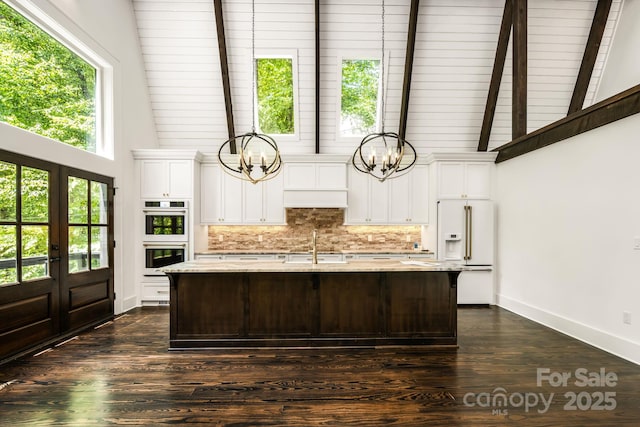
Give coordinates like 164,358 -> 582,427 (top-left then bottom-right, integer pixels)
161,259 -> 466,273
195,250 -> 435,255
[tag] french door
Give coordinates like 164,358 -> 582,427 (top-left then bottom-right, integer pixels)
0,150 -> 114,362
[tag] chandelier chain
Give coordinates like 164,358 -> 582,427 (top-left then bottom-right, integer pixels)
380,0 -> 385,132
251,0 -> 256,133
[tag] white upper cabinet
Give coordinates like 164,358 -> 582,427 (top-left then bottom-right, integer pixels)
200,163 -> 284,225
133,150 -> 201,200
388,165 -> 429,223
438,162 -> 491,200
140,159 -> 193,199
243,175 -> 285,224
346,164 -> 428,225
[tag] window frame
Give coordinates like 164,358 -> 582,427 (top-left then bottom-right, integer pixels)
252,49 -> 300,142
2,0 -> 114,159
336,50 -> 390,143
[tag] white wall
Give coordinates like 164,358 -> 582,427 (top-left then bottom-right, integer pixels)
495,0 -> 640,365
495,114 -> 640,364
0,0 -> 158,314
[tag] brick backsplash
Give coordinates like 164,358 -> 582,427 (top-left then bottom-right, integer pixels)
207,208 -> 422,252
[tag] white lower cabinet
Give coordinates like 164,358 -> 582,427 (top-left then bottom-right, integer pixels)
286,253 -> 344,263
344,253 -> 435,261
141,279 -> 170,305
457,270 -> 494,304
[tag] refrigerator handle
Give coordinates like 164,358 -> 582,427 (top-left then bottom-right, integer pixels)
463,205 -> 469,260
468,205 -> 473,260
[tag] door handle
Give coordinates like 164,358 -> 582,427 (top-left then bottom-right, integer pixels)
49,257 -> 61,263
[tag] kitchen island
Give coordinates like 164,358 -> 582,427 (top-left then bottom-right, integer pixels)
162,260 -> 464,349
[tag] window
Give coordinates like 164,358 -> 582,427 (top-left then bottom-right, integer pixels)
0,160 -> 50,284
0,1 -> 104,154
68,176 -> 109,273
254,52 -> 298,138
340,57 -> 382,138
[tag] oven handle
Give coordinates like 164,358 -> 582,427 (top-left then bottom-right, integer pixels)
143,242 -> 187,247
142,209 -> 187,214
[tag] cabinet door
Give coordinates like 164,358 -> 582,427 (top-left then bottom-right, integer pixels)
200,164 -> 219,223
388,173 -> 411,224
262,173 -> 284,224
167,160 -> 193,198
243,181 -> 264,223
437,162 -> 465,199
318,273 -> 382,336
346,168 -> 370,223
387,272 -> 454,336
465,162 -> 491,199
368,180 -> 389,223
140,160 -> 168,198
409,165 -> 429,223
248,273 -> 313,336
219,172 -> 243,223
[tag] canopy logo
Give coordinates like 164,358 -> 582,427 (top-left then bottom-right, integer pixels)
463,367 -> 618,415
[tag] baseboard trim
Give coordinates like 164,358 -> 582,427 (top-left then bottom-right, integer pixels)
496,294 -> 640,366
120,295 -> 138,314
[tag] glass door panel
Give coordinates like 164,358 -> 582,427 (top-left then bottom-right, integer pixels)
21,225 -> 49,281
0,225 -> 17,285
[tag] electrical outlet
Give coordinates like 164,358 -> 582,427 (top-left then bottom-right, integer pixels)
258,235 -> 263,242
623,312 -> 632,325
367,235 -> 373,242
218,235 -> 224,242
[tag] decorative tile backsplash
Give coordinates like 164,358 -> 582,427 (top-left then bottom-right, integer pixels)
207,208 -> 423,252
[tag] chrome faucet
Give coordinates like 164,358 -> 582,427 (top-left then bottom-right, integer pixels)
312,229 -> 318,264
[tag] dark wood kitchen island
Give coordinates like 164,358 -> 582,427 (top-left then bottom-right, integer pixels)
162,260 -> 464,349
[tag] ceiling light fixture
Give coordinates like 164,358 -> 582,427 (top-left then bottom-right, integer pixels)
351,0 -> 416,183
217,0 -> 282,184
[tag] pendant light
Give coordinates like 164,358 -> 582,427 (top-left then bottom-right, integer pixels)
217,0 -> 282,184
351,0 -> 416,182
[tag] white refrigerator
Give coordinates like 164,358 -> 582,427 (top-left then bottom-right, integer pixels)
437,200 -> 494,304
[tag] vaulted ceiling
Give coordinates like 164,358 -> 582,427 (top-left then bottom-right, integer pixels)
131,0 -> 623,155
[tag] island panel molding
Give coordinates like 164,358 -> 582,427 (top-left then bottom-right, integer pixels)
165,260 -> 461,348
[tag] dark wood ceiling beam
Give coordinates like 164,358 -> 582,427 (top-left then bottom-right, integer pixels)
493,84 -> 640,163
398,0 -> 420,141
213,0 -> 236,154
567,0 -> 613,115
315,0 -> 320,154
478,0 -> 512,152
512,0 -> 527,140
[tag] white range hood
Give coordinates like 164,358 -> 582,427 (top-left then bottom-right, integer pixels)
282,155 -> 349,208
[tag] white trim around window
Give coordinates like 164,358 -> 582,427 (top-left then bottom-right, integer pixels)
3,0 -> 115,160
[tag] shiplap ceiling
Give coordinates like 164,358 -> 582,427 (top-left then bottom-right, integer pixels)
132,0 -> 623,155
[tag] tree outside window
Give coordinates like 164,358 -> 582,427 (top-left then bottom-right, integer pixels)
340,59 -> 381,136
255,57 -> 295,135
0,1 -> 97,152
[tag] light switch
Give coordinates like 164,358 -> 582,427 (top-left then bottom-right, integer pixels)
634,236 -> 640,250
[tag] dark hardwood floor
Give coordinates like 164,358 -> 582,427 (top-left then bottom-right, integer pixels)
1,306 -> 639,426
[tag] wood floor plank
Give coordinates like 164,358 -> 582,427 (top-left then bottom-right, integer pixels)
1,306 -> 639,426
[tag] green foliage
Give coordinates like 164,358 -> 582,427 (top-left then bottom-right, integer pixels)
256,58 -> 294,134
0,1 -> 96,151
341,59 -> 380,135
